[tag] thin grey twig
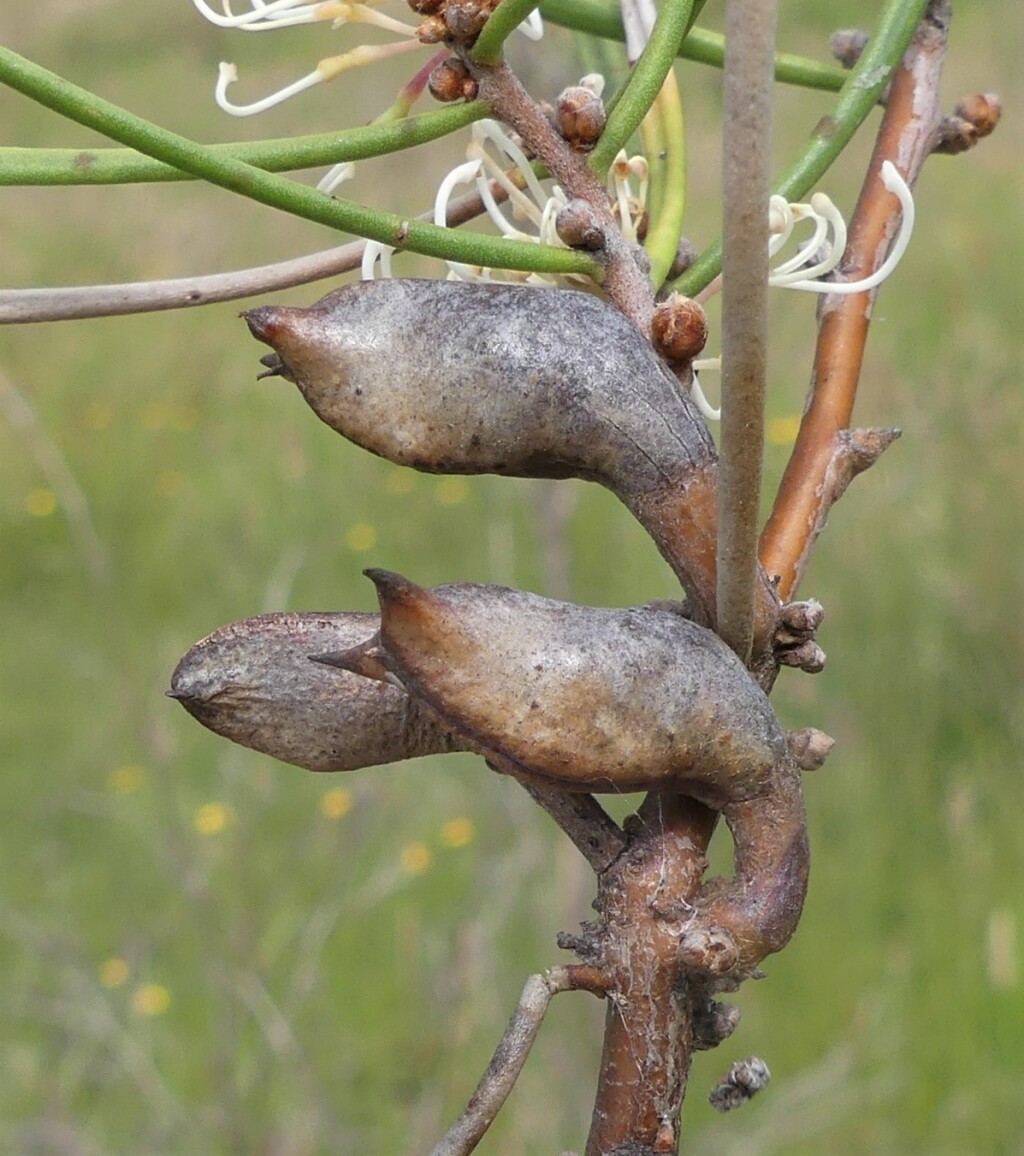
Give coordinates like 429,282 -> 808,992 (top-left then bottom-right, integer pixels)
0,366 -> 110,583
430,967 -> 600,1156
0,186 -> 496,325
715,0 -> 778,662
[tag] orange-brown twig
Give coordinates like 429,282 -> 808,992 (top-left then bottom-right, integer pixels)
760,1 -> 952,601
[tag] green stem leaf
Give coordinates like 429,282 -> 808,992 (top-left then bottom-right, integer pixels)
540,0 -> 846,92
473,0 -> 545,65
0,105 -> 486,187
590,0 -> 696,176
0,47 -> 598,280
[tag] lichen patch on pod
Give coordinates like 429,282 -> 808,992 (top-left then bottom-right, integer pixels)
355,569 -> 786,803
170,611 -> 460,772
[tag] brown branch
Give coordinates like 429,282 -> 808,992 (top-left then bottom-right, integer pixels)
468,60 -> 655,334
584,794 -> 718,1156
760,1 -> 951,601
716,0 -> 778,663
430,966 -> 607,1156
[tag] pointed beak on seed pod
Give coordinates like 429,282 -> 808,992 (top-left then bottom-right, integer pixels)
170,611 -> 460,772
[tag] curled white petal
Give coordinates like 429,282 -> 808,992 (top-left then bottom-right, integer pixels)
361,240 -> 395,280
781,161 -> 913,295
193,0 -> 325,28
689,358 -> 722,422
215,60 -> 323,116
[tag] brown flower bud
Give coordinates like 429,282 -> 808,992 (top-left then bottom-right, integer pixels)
554,85 -> 606,149
169,612 -> 460,772
428,56 -> 477,103
443,1 -> 488,43
417,14 -> 448,43
244,279 -> 782,652
787,727 -> 835,771
408,0 -> 444,14
954,92 -> 1002,138
554,200 -> 606,250
829,28 -> 869,69
651,294 -> 708,364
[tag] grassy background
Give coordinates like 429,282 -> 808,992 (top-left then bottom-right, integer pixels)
1,2 -> 1021,1152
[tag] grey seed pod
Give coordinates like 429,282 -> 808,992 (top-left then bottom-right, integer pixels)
327,570 -> 786,804
319,569 -> 809,973
169,612 -> 461,772
244,280 -> 780,645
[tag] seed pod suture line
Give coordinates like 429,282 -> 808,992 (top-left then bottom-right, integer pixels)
169,611 -> 462,772
243,280 -> 780,652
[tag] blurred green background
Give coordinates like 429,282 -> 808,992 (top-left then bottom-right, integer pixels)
1,3 -> 1021,1153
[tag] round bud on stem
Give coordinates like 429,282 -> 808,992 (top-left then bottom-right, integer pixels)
554,85 -> 606,150
954,92 -> 1002,138
417,14 -> 448,43
651,294 -> 709,365
428,57 -> 477,103
554,200 -> 606,250
829,28 -> 869,69
408,0 -> 445,14
443,1 -> 489,44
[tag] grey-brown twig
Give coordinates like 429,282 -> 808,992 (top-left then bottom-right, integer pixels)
430,966 -> 607,1156
715,0 -> 778,663
0,183 -> 497,325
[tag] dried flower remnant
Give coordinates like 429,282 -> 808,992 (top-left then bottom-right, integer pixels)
708,1056 -> 770,1112
193,0 -> 540,118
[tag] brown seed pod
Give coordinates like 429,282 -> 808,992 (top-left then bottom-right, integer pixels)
244,280 -> 781,653
323,570 -> 785,803
318,570 -> 808,972
169,611 -> 461,772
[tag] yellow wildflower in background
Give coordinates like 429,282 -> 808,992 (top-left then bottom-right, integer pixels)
435,478 -> 470,507
99,958 -> 129,988
319,787 -> 353,820
107,764 -> 145,795
400,842 -> 432,876
132,984 -> 172,1017
25,488 -> 57,518
440,817 -> 476,849
345,522 -> 377,552
194,802 -> 234,835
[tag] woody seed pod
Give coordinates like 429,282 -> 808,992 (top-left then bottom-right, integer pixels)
244,280 -> 780,654
169,611 -> 461,772
327,569 -> 784,801
319,570 -> 809,972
